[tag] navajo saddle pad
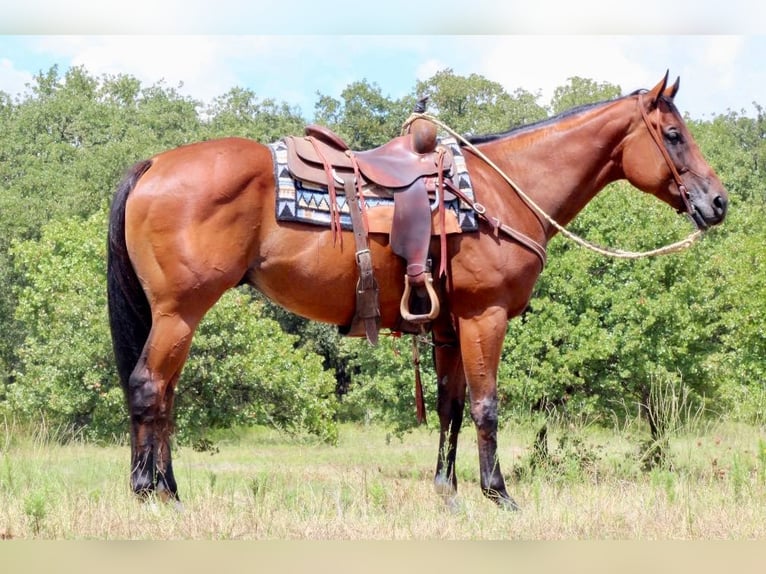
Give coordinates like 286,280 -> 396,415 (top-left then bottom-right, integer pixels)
268,136 -> 477,234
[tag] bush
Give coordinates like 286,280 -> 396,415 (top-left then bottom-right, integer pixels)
6,213 -> 338,444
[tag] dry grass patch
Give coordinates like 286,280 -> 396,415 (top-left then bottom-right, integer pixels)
2,421 -> 765,539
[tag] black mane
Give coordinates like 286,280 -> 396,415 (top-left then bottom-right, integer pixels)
464,90 -> 650,145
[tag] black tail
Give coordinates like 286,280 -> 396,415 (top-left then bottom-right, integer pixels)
107,160 -> 153,391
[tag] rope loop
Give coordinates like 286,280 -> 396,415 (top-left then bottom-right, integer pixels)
401,113 -> 703,259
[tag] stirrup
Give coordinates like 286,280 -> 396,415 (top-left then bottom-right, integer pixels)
399,272 -> 440,323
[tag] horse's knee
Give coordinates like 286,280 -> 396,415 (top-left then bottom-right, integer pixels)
470,396 -> 498,431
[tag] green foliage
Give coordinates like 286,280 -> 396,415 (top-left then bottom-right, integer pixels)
414,68 -> 548,134
6,213 -> 337,444
200,87 -> 306,141
0,62 -> 764,448
0,65 -> 205,374
0,65 -> 202,239
314,80 -> 409,148
701,203 -> 766,423
23,490 -> 48,536
177,289 -> 339,444
339,335 -> 435,437
7,212 -> 123,440
688,106 -> 766,204
498,183 -> 729,424
549,76 -> 622,115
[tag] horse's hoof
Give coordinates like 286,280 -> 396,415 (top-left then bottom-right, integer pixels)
496,497 -> 520,512
483,487 -> 520,511
443,495 -> 461,514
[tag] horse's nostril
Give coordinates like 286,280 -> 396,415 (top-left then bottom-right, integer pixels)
713,194 -> 727,214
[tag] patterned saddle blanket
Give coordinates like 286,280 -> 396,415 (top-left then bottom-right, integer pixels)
269,136 -> 477,235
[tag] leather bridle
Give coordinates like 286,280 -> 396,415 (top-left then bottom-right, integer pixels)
638,93 -> 694,217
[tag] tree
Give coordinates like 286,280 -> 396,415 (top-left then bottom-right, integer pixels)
0,66 -> 204,385
688,106 -> 766,204
498,182 -> 729,436
177,289 -> 339,444
201,87 -> 306,141
6,212 -> 123,440
709,203 -> 766,423
313,80 -> 409,149
338,334 -> 435,437
549,76 -> 622,115
6,212 -> 338,443
1,64 -> 764,447
413,68 -> 547,135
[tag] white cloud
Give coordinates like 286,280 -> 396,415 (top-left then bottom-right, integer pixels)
474,36 -> 652,103
0,58 -> 34,98
31,36 -> 281,103
415,58 -> 448,82
700,36 -> 745,91
2,34 -> 761,120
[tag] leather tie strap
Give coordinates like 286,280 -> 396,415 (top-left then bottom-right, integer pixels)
307,136 -> 343,246
436,148 -> 448,279
445,180 -> 547,269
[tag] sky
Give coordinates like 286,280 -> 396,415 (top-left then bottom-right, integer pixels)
1,1 -> 765,121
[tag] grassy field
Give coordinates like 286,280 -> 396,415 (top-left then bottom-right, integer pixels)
2,418 -> 766,540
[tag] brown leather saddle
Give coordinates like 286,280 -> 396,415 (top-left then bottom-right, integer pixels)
285,125 -> 453,191
282,115 -> 457,335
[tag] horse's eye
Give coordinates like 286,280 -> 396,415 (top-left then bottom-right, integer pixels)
665,130 -> 682,145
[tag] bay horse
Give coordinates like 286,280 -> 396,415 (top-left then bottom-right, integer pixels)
107,72 -> 727,509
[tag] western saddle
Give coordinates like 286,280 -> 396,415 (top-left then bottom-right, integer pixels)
282,99 -> 455,344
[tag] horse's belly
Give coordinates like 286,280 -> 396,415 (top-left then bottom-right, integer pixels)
248,231 -> 405,328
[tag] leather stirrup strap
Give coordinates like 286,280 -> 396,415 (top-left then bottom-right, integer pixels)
342,176 -> 380,345
347,150 -> 370,233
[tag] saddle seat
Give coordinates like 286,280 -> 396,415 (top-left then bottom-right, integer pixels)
285,124 -> 454,190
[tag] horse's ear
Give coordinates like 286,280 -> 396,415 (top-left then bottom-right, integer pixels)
663,76 -> 680,101
646,70 -> 670,108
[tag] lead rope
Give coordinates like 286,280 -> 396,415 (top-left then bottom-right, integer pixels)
401,113 -> 703,259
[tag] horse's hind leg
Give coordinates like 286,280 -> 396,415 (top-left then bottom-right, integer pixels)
433,337 -> 466,508
128,311 -> 202,502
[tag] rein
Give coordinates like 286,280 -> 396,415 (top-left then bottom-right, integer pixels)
402,109 -> 703,260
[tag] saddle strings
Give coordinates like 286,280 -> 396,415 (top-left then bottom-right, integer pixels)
401,113 -> 704,260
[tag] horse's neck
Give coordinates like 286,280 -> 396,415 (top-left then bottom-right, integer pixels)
478,99 -> 631,240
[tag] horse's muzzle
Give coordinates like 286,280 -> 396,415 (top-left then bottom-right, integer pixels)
688,187 -> 728,230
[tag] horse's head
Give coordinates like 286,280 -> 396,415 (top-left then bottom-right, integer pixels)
622,72 -> 728,230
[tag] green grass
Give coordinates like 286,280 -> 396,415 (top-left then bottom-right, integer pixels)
1,419 -> 766,539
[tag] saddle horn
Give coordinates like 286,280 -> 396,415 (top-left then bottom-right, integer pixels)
409,96 -> 437,154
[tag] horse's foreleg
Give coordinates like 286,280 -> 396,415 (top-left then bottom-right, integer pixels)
128,312 -> 197,503
458,308 -> 519,510
433,339 -> 466,507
